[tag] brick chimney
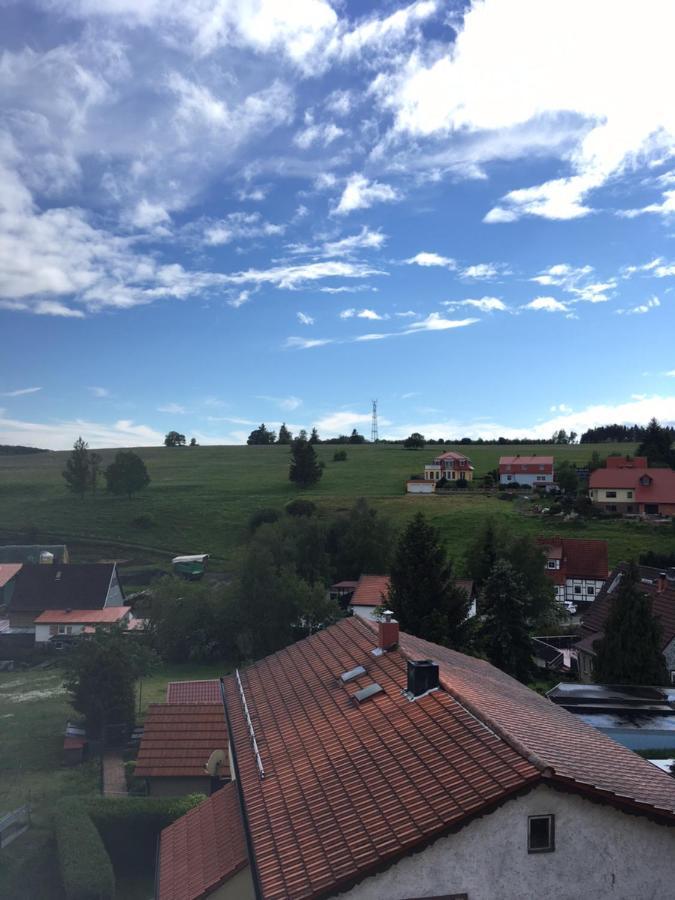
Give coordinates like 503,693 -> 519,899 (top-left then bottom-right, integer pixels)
658,572 -> 667,593
378,610 -> 399,651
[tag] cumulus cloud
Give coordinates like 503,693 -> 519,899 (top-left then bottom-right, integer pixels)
334,174 -> 399,215
201,212 -> 284,246
460,263 -> 509,280
615,296 -> 661,315
0,413 -> 164,450
405,251 -> 456,269
522,297 -> 569,313
444,297 -> 508,313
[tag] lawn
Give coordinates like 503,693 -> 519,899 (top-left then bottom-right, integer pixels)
137,660 -> 230,719
2,441 -> 669,573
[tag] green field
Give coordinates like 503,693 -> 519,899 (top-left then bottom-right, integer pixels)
1,442 -> 673,572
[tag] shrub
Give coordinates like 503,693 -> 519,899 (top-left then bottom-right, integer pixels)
54,799 -> 115,900
453,479 -> 469,489
248,507 -> 280,532
87,795 -> 205,875
333,449 -> 348,462
285,499 -> 316,517
131,514 -> 155,529
436,476 -> 448,489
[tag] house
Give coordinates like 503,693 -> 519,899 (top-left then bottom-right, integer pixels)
166,680 -> 221,704
6,563 -> 124,629
0,544 -> 69,565
348,574 -> 390,621
424,450 -> 474,483
588,456 -> 675,516
499,455 -> 554,486
536,537 -> 609,612
33,606 -> 132,643
456,578 -> 477,618
158,615 -> 675,900
135,703 -> 229,797
577,564 -> 675,684
329,580 -> 359,606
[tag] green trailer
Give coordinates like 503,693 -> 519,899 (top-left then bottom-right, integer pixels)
171,554 -> 209,580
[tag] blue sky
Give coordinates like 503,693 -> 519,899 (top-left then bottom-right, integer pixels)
2,0 -> 675,449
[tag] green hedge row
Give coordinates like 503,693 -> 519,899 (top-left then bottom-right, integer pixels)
54,799 -> 115,900
87,794 -> 205,874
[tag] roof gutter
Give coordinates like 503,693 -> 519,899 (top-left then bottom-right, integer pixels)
219,676 -> 264,900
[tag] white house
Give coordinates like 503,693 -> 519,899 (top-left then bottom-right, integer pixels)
34,606 -> 132,643
499,454 -> 554,486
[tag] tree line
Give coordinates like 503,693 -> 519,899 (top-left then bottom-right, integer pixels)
63,437 -> 150,499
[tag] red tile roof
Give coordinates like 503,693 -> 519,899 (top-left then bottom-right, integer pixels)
349,574 -> 390,607
499,455 -> 553,467
536,537 -> 609,581
34,607 -> 130,624
589,466 -> 675,503
581,564 -> 675,652
330,580 -> 359,589
135,704 -> 229,779
166,680 -> 221,704
158,784 -> 247,900
0,563 -> 22,589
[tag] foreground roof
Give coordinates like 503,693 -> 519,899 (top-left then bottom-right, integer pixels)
349,574 -> 390,607
135,703 -> 229,779
157,784 -> 247,900
0,563 -> 22,589
34,607 -> 129,624
8,563 -> 117,612
219,616 -> 675,900
166,679 -> 221,704
536,537 -> 609,581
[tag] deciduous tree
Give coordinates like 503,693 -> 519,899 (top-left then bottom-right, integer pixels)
327,498 -> 394,580
403,432 -> 425,449
247,423 -> 276,445
105,451 -> 151,499
164,431 -> 186,447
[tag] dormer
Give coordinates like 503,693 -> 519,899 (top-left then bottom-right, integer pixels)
639,474 -> 653,487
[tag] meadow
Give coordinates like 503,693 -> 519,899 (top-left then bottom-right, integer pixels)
1,442 -> 673,572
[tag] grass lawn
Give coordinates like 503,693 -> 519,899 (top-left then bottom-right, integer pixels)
2,441 -> 670,573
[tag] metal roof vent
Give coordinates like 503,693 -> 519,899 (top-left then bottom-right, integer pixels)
406,660 -> 439,699
353,683 -> 383,703
341,665 -> 366,683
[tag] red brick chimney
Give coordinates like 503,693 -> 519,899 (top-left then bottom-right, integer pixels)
378,610 -> 399,651
658,572 -> 667,593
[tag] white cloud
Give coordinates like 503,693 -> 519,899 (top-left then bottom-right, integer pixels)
297,311 -> 315,325
550,403 -> 572,413
0,413 -> 164,450
531,263 -> 614,304
321,227 -> 386,257
357,308 -> 387,320
395,310 -> 417,317
227,291 -> 252,309
404,312 -> 479,332
319,284 -> 378,294
484,176 -> 594,223
158,402 -> 187,414
258,395 -> 302,411
88,386 -> 110,398
314,410 -> 375,433
405,251 -> 456,269
522,297 -> 569,313
339,308 -> 356,319
284,336 -> 333,350
444,297 -> 508,313
615,296 -> 661,315
355,332 -> 389,341
201,212 -> 284,246
334,174 -> 399,215
619,189 -> 675,219
664,370 -> 675,377
460,263 -> 509,280
294,115 -> 344,149
128,198 -> 171,233
1,386 -> 42,397
223,260 -> 386,290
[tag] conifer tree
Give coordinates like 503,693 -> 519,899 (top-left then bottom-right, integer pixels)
277,423 -> 292,444
593,563 -> 667,685
289,437 -> 322,488
480,559 -> 533,682
62,436 -> 91,498
387,512 -> 471,649
637,417 -> 674,466
309,427 -> 320,444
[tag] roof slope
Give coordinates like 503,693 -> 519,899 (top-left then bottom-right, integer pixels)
135,704 -> 229,778
158,785 -> 247,900
0,563 -> 22,589
349,574 -> 390,607
34,608 -> 129,624
581,564 -> 675,652
166,679 -> 221,704
590,466 -> 675,503
499,455 -> 553,466
223,616 -> 539,900
8,564 -> 115,612
537,537 -> 609,580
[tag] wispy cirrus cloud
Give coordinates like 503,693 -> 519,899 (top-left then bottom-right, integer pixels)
1,386 -> 42,397
88,386 -> 110,398
443,297 -> 508,313
615,296 -> 660,315
158,402 -> 187,414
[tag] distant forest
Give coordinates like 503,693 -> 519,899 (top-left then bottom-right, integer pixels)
579,424 -> 675,443
0,445 -> 49,456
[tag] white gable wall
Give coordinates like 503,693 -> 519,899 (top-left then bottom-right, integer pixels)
104,567 -> 124,607
333,783 -> 675,900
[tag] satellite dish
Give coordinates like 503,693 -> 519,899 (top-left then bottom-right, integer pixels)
205,748 -> 226,777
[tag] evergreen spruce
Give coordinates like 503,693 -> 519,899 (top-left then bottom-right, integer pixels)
480,559 -> 533,682
277,423 -> 292,444
637,417 -> 674,466
289,437 -> 322,488
593,563 -> 667,685
62,436 -> 91,498
309,427 -> 320,444
387,512 -> 471,649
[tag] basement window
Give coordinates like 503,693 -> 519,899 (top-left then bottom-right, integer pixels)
528,815 -> 555,853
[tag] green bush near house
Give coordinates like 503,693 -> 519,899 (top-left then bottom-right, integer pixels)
87,794 -> 205,874
54,799 -> 115,900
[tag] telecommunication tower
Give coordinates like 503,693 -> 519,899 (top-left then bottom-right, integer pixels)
371,400 -> 379,443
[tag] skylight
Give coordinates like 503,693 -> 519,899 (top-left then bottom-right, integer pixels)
340,665 -> 366,683
353,683 -> 383,703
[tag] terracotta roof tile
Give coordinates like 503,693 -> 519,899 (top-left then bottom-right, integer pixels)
0,564 -> 22,589
34,608 -> 130,624
166,680 -> 222,704
590,466 -> 675,503
157,784 -> 247,900
537,537 -> 609,581
349,574 -> 390,607
135,704 -> 229,779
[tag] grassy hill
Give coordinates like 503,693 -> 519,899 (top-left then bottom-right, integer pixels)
1,442 -> 672,573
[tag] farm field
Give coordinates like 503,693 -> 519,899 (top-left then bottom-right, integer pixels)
1,442 -> 673,572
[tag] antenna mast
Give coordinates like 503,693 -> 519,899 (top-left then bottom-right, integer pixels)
371,399 -> 379,443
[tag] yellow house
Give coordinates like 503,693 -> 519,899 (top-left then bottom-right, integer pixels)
424,451 -> 474,482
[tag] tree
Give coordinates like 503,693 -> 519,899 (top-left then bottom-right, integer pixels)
593,564 -> 667,685
552,429 -> 569,444
63,624 -> 157,739
569,431 -> 578,444
247,423 -> 276,445
63,436 -> 91,499
309,427 -> 320,444
189,437 -> 198,447
105,451 -> 151,499
89,451 -> 102,497
638,417 -> 674,466
327,498 -> 395,581
465,519 -> 501,588
387,512 -> 471,649
277,423 -> 292,444
556,460 -> 579,495
480,560 -> 533,682
348,428 -> 366,444
289,438 -> 322,488
164,431 -> 186,447
403,432 -> 426,450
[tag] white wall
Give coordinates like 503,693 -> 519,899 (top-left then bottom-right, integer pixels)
407,482 -> 434,494
35,623 -> 84,643
564,578 -> 605,604
105,568 -> 124,606
333,783 -> 675,900
500,472 -> 553,485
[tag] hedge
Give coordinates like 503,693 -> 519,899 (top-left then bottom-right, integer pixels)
54,799 -> 115,900
87,794 -> 205,874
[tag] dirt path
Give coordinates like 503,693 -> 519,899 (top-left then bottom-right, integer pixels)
102,751 -> 127,797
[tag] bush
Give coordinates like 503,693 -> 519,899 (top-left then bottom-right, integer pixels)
453,479 -> 469,489
131,514 -> 155,529
55,799 -> 115,900
87,795 -> 205,875
248,508 -> 280,532
333,449 -> 348,462
285,499 -> 316,517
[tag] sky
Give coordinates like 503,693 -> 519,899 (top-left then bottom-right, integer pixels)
2,0 -> 675,449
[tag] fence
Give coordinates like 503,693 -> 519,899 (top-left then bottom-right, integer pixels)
0,804 -> 31,849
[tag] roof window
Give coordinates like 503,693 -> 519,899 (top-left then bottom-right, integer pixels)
340,665 -> 366,683
353,683 -> 383,703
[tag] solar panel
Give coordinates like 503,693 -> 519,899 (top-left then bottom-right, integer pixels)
340,665 -> 366,683
353,683 -> 383,703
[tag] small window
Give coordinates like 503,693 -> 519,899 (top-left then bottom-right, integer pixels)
587,586 -> 595,595
528,815 -> 555,853
574,586 -> 582,594
607,504 -> 617,512
547,560 -> 556,569
627,491 -> 633,499
671,671 -> 675,686
57,624 -> 66,635
606,491 -> 617,498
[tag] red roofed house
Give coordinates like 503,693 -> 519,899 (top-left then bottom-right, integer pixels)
424,450 -> 474,483
577,564 -> 675,683
34,606 -> 132,643
158,616 -> 675,900
166,680 -> 221,705
348,574 -> 390,621
589,456 -> 675,516
135,703 -> 229,797
499,454 -> 554,486
536,537 -> 609,611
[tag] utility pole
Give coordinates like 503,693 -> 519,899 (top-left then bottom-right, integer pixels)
371,400 -> 379,443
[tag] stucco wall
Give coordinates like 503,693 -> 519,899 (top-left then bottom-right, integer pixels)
407,482 -> 434,493
105,569 -> 124,606
211,866 -> 256,900
333,783 -> 675,900
500,472 -> 552,485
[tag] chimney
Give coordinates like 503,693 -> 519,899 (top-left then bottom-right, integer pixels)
407,659 -> 439,698
658,572 -> 667,593
378,610 -> 399,651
